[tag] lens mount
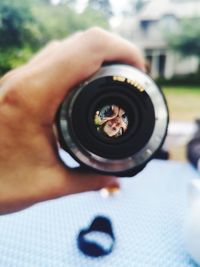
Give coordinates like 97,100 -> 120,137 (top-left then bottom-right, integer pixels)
57,64 -> 169,175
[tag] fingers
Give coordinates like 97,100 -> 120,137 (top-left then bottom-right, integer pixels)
32,28 -> 145,91
30,28 -> 145,72
0,172 -> 119,214
57,168 -> 119,196
95,29 -> 146,71
40,29 -> 143,118
42,165 -> 119,198
1,28 -> 146,123
0,41 -> 61,86
28,41 -> 62,66
28,32 -> 84,66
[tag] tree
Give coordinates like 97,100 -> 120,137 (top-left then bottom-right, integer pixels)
135,0 -> 149,12
0,0 -> 36,73
77,6 -> 109,30
167,19 -> 200,76
31,2 -> 108,44
57,0 -> 78,9
0,0 -> 109,75
0,0 -> 34,48
168,19 -> 200,58
88,0 -> 113,18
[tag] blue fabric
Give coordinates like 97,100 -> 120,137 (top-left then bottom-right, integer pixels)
0,160 -> 200,267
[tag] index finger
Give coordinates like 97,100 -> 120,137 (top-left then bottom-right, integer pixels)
94,28 -> 145,71
2,28 -> 146,122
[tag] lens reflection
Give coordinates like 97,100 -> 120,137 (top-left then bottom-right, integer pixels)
94,105 -> 128,138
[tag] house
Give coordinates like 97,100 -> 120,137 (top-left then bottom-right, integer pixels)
116,0 -> 200,78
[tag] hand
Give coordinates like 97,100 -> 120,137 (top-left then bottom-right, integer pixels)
0,27 -> 145,214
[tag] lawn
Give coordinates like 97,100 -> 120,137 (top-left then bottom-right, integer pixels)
163,86 -> 200,122
163,86 -> 200,161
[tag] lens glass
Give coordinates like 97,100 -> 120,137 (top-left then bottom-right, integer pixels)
94,105 -> 129,138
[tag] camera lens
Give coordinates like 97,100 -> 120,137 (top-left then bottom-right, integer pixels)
56,64 -> 169,176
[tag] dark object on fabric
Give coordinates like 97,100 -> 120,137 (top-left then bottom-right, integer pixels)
77,216 -> 115,257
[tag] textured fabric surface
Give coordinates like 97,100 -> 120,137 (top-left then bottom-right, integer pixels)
0,160 -> 200,267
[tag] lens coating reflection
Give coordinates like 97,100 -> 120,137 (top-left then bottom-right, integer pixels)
94,105 -> 129,138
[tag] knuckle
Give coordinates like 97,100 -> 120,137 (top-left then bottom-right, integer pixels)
84,27 -> 107,46
0,69 -> 19,84
82,27 -> 109,61
47,40 -> 61,49
1,73 -> 28,107
72,31 -> 84,38
85,26 -> 105,36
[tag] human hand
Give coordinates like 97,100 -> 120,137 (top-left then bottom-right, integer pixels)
0,27 -> 145,214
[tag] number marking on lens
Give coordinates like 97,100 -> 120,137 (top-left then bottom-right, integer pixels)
112,76 -> 144,92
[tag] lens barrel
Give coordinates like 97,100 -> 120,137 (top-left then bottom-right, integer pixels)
56,64 -> 169,177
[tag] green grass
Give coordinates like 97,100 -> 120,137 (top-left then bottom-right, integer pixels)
163,86 -> 200,121
163,86 -> 200,93
162,86 -> 200,161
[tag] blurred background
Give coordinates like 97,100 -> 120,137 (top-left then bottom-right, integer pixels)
0,0 -> 200,161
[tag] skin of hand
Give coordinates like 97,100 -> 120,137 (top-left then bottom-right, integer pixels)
0,27 -> 145,214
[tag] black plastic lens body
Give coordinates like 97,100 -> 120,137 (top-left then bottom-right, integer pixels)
56,64 -> 169,177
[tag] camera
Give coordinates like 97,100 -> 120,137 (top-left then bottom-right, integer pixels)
56,64 -> 169,177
